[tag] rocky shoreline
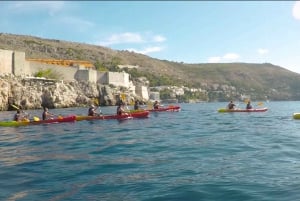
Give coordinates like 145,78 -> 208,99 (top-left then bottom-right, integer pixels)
0,75 -> 137,111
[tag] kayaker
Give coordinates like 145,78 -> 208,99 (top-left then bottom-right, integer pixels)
117,102 -> 128,115
134,100 -> 139,110
227,100 -> 236,109
246,101 -> 253,109
88,104 -> 101,116
153,100 -> 160,109
14,109 -> 25,121
42,107 -> 54,120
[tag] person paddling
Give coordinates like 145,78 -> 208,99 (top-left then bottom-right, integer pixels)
134,100 -> 140,110
227,100 -> 236,110
13,109 -> 27,121
42,107 -> 55,120
88,104 -> 101,116
116,102 -> 128,115
153,100 -> 160,109
246,101 -> 253,109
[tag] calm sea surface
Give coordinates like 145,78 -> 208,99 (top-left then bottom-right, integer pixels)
1,101 -> 300,201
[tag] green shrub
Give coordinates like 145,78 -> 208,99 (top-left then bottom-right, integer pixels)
34,69 -> 62,80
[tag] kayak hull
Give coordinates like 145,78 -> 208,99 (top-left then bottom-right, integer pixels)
218,108 -> 268,113
0,120 -> 30,127
293,113 -> 300,119
0,115 -> 76,127
30,115 -> 76,125
76,110 -> 149,121
146,105 -> 181,112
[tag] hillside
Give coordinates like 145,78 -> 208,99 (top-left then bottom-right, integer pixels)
1,33 -> 300,101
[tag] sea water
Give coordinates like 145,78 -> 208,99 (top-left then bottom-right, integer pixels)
1,101 -> 300,201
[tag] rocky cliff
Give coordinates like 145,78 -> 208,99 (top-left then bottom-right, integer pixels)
0,75 -> 121,111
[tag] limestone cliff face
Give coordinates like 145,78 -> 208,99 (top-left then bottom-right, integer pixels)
0,76 -> 118,111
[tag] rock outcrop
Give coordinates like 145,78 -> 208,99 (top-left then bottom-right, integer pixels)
0,75 -> 128,111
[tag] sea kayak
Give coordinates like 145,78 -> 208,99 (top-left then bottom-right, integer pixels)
76,110 -> 149,121
146,105 -> 181,112
0,115 -> 76,127
218,108 -> 268,113
293,113 -> 300,119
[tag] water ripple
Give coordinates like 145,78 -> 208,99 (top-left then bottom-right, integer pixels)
1,102 -> 300,200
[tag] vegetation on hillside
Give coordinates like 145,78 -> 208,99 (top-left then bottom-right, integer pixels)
34,69 -> 62,80
1,33 -> 300,101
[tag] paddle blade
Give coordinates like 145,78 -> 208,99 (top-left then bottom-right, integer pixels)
11,104 -> 19,110
121,93 -> 126,101
244,99 -> 250,104
257,102 -> 264,106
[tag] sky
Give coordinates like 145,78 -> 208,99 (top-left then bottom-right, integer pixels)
1,1 -> 300,74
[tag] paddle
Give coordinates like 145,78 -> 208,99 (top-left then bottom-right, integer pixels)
147,103 -> 152,110
95,104 -> 103,115
49,112 -> 63,119
257,102 -> 264,106
241,100 -> 264,108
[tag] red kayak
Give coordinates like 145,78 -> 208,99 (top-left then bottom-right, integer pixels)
146,105 -> 181,112
29,115 -> 76,125
76,110 -> 149,121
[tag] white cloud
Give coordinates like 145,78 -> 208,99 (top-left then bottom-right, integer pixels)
222,53 -> 240,60
96,32 -> 166,55
99,32 -> 144,46
257,48 -> 269,55
208,57 -> 221,63
293,1 -> 300,20
9,1 -> 65,16
152,35 -> 166,43
98,32 -> 167,46
208,53 -> 239,63
127,46 -> 164,54
59,16 -> 95,31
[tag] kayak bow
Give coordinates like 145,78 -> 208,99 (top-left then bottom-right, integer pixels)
293,113 -> 300,119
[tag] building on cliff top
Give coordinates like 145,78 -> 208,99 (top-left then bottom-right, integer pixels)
0,48 -> 149,100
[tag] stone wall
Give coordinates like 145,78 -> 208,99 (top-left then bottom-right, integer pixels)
13,51 -> 29,76
0,49 -> 130,87
107,72 -> 130,88
29,61 -> 78,81
136,85 -> 149,100
0,49 -> 13,75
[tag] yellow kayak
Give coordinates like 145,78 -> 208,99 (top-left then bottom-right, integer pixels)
293,113 -> 300,119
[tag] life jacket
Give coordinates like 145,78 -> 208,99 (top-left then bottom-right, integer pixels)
117,106 -> 122,115
88,107 -> 94,116
14,113 -> 20,121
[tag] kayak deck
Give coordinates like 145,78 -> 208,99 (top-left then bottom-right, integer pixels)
0,115 -> 76,127
76,110 -> 149,121
146,105 -> 181,112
